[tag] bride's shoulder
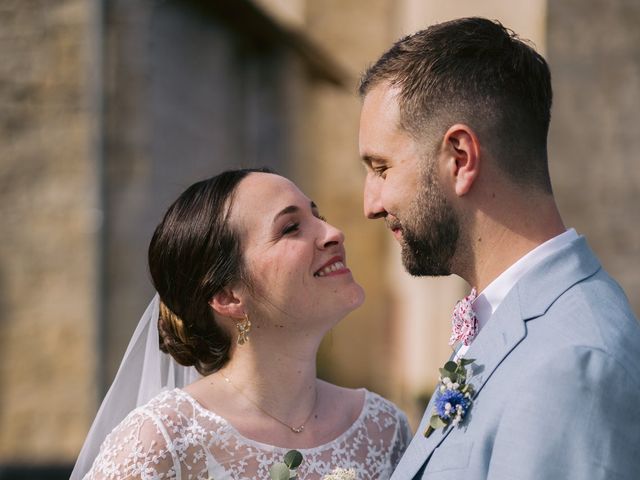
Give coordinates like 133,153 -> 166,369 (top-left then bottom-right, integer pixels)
319,381 -> 408,423
318,381 -> 364,417
361,389 -> 410,428
87,390 -> 186,478
142,387 -> 193,411
108,389 -> 187,434
107,388 -> 201,441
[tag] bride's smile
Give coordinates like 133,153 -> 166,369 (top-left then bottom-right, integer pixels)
313,256 -> 348,277
229,172 -> 365,328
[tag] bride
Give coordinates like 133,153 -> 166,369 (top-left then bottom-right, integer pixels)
73,168 -> 411,479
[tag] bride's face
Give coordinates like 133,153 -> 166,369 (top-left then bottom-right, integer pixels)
229,173 -> 365,328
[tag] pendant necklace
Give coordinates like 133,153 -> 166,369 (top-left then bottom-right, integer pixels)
220,372 -> 317,434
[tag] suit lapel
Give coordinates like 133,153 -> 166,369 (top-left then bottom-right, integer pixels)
443,235 -> 601,408
463,291 -> 526,400
391,354 -> 453,479
394,294 -> 527,479
393,236 -> 601,479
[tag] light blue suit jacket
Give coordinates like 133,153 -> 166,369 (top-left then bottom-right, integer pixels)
392,236 -> 640,479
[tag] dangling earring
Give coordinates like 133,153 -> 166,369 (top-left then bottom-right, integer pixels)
235,314 -> 251,345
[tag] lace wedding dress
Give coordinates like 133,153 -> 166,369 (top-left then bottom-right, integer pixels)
84,388 -> 411,480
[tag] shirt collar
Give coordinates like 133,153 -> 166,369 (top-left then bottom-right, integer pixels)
472,228 -> 579,332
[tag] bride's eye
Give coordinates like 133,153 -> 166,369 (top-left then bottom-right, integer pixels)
282,222 -> 300,235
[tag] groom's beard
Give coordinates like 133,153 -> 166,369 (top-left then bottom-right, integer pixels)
398,165 -> 459,276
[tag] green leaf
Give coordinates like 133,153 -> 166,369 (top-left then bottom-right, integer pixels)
440,370 -> 458,383
269,463 -> 291,480
283,450 -> 303,469
430,414 -> 447,429
444,361 -> 458,372
459,358 -> 475,366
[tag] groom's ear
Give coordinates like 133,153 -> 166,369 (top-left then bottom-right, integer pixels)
209,287 -> 245,319
442,124 -> 480,197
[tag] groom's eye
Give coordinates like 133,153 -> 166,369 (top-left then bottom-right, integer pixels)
374,166 -> 388,178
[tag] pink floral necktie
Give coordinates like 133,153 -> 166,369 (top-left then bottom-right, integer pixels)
449,288 -> 478,347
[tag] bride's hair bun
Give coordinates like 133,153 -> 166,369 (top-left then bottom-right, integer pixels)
149,168 -> 272,376
158,300 -> 194,359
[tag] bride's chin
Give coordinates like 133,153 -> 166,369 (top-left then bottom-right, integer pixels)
344,283 -> 366,311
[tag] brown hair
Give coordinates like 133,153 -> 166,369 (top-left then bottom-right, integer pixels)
148,168 -> 272,375
359,17 -> 553,192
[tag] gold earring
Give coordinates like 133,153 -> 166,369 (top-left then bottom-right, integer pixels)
235,314 -> 251,345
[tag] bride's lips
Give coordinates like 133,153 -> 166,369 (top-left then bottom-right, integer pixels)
313,255 -> 350,278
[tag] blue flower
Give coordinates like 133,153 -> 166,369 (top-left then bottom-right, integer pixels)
424,358 -> 476,438
435,389 -> 470,420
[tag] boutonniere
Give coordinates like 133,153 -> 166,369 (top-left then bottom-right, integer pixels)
424,358 -> 475,438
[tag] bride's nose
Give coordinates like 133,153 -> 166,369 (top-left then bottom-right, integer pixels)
317,222 -> 344,249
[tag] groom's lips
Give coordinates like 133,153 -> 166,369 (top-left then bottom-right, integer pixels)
386,218 -> 403,241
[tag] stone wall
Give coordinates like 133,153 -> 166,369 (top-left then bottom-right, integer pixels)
0,0 -> 97,462
548,0 -> 640,316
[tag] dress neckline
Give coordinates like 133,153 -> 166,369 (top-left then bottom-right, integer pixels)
173,387 -> 371,452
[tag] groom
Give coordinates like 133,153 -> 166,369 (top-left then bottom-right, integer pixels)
358,17 -> 640,479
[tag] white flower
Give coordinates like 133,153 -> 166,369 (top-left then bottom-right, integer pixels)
322,467 -> 357,480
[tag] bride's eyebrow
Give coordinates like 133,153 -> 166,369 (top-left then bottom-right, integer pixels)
272,202 -> 317,224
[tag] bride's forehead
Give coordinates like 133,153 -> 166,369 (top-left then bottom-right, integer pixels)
232,173 -> 307,215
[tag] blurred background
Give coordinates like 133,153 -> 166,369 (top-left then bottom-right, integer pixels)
1,0 -> 638,477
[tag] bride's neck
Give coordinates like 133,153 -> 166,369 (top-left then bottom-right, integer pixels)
214,328 -> 322,421
224,343 -> 318,398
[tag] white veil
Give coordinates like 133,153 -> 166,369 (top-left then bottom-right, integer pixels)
70,294 -> 201,479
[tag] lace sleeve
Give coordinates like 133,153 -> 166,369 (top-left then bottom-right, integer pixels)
389,409 -> 413,469
83,408 -> 177,480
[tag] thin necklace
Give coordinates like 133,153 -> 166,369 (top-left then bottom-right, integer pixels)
219,372 -> 318,434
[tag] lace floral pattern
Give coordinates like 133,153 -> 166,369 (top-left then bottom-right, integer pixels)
84,389 -> 412,480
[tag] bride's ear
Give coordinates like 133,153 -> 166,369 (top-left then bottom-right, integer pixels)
209,288 -> 244,318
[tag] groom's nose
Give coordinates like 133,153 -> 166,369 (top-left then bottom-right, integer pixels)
364,175 -> 386,219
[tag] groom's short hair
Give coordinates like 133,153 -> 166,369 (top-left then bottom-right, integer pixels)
359,17 -> 553,193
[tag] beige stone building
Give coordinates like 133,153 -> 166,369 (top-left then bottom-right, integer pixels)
1,0 -> 638,476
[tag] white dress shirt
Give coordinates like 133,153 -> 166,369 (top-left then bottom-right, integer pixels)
455,228 -> 579,359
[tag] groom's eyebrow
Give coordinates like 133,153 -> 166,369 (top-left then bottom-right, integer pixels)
361,155 -> 373,168
361,154 -> 385,169
272,202 -> 317,223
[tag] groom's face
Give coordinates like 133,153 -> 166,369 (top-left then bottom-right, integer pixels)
359,83 -> 459,276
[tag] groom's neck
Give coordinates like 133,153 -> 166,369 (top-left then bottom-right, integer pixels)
455,188 -> 565,292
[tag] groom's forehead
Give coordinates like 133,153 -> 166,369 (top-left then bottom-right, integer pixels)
359,85 -> 406,155
360,83 -> 402,129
